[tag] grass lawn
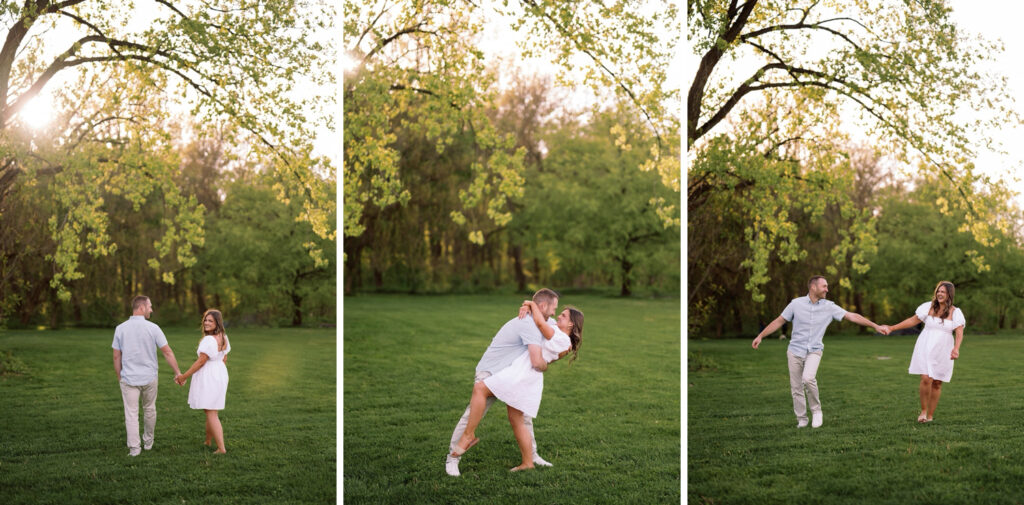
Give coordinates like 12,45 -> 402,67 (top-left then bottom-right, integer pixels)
343,293 -> 681,504
0,326 -> 335,505
688,332 -> 1024,505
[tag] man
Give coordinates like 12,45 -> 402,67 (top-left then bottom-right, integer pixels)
112,295 -> 182,456
445,288 -> 559,477
752,276 -> 885,428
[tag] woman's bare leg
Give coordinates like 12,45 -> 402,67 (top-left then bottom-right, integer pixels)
205,410 -> 226,453
927,380 -> 943,420
507,406 -> 534,471
205,418 -> 213,446
453,381 -> 493,454
918,375 -> 931,421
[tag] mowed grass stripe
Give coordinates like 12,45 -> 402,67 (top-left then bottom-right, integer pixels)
0,327 -> 335,505
343,294 -> 681,505
689,333 -> 1024,505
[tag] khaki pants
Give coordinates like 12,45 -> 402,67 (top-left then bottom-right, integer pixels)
446,371 -> 538,463
787,351 -> 822,423
120,378 -> 158,450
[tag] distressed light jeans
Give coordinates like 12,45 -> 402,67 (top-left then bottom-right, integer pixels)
446,371 -> 538,463
787,350 -> 823,423
120,378 -> 158,451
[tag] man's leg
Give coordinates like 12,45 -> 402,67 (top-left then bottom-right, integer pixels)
446,371 -> 494,476
119,381 -> 142,455
787,351 -> 809,426
522,415 -> 551,466
802,351 -> 823,427
140,378 -> 158,450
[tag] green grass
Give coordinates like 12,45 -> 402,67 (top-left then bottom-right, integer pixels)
688,332 -> 1024,505
343,294 -> 680,504
0,327 -> 335,505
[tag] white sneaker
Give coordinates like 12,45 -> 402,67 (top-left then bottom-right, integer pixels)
144,443 -> 153,450
797,419 -> 809,428
128,448 -> 141,457
445,457 -> 461,477
532,454 -> 553,467
811,411 -> 823,428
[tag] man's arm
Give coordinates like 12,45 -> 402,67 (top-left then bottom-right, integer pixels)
113,349 -> 122,382
528,344 -> 547,372
160,345 -> 182,377
843,312 -> 883,333
752,316 -> 787,349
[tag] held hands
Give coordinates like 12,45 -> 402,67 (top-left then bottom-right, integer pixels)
876,325 -> 891,336
174,373 -> 186,386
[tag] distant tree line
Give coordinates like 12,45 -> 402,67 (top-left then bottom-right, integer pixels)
344,70 -> 680,297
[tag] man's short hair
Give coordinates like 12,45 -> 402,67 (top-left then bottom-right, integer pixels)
131,295 -> 150,311
808,276 -> 826,288
532,288 -> 559,306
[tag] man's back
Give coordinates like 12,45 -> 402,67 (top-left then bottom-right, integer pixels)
113,316 -> 167,386
475,316 -> 555,375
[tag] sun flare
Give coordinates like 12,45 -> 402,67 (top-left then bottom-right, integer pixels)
21,97 -> 53,130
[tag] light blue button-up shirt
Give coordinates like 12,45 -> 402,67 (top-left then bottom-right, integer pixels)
781,296 -> 847,357
112,315 -> 168,386
475,316 -> 556,375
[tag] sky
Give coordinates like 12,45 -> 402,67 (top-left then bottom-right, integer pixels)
947,0 -> 1024,195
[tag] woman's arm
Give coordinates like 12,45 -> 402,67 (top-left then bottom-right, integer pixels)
951,325 -> 964,359
521,300 -> 554,340
176,353 -> 209,384
888,315 -> 923,332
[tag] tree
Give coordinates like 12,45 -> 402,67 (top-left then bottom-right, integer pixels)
0,0 -> 335,300
343,0 -> 678,244
688,0 -> 1019,305
518,105 -> 680,296
197,169 -> 335,327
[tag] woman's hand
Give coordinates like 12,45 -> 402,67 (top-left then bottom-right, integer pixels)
518,300 -> 533,319
951,348 -> 960,360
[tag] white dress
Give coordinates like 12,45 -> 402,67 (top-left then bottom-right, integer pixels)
484,328 -> 571,418
908,303 -> 965,382
188,335 -> 231,410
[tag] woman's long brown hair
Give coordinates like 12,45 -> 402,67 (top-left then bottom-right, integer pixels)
930,281 -> 956,321
565,306 -> 584,365
200,309 -> 229,352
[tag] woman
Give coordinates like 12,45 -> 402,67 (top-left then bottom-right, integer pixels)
451,301 -> 583,471
883,281 -> 965,423
176,309 -> 231,453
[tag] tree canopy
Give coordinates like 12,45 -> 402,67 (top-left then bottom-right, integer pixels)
344,0 -> 679,245
688,0 -> 1020,305
0,0 -> 335,301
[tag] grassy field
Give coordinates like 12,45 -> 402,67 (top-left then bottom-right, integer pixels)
343,293 -> 680,504
688,332 -> 1024,505
0,326 -> 335,505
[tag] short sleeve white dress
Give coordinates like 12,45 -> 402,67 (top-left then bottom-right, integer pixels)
483,327 -> 571,418
188,334 -> 231,410
907,303 -> 965,382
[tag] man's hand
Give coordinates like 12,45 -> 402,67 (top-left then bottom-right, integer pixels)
534,361 -> 548,372
752,336 -> 763,349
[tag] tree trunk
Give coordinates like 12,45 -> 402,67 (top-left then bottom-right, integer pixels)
511,244 -> 526,292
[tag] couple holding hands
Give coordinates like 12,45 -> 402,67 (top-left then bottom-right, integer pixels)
112,296 -> 231,456
752,277 -> 964,427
